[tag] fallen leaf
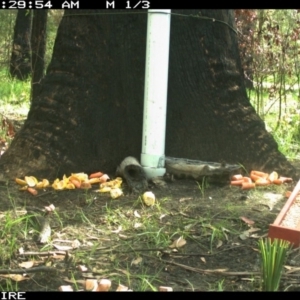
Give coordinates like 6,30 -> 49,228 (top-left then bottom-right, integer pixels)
247,227 -> 261,233
169,237 -> 186,248
53,244 -> 73,251
7,120 -> 15,137
250,233 -> 266,239
134,210 -> 141,218
72,239 -> 81,249
134,222 -> 142,229
240,216 -> 255,226
159,214 -> 167,221
131,257 -> 143,266
232,242 -> 240,246
0,274 -> 29,282
18,261 -> 34,269
179,197 -> 192,202
118,234 -> 129,239
200,257 -> 206,263
239,232 -> 249,240
216,240 -> 223,248
221,228 -> 229,241
111,226 -> 122,234
241,278 -> 255,281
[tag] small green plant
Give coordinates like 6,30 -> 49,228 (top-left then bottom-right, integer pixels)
259,238 -> 291,291
196,177 -> 209,198
217,279 -> 225,291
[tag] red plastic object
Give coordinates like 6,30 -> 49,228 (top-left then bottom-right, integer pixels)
268,180 -> 300,247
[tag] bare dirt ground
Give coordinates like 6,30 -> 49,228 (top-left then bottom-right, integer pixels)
0,164 -> 300,291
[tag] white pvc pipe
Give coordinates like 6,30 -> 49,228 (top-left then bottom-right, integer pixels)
141,9 -> 171,179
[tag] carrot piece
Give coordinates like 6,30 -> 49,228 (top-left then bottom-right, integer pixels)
273,179 -> 283,185
240,216 -> 255,225
80,182 -> 92,189
99,174 -> 110,183
242,177 -> 252,183
250,174 -> 261,182
89,172 -> 104,179
230,180 -> 244,186
250,170 -> 269,179
231,174 -> 243,181
285,191 -> 292,198
69,178 -> 81,188
27,187 -> 38,195
278,176 -> 293,183
241,182 -> 255,190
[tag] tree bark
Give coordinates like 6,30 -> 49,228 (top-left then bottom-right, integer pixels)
9,10 -> 32,80
31,10 -> 47,101
0,10 -> 296,180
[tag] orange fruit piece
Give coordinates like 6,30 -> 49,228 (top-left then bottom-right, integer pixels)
230,180 -> 244,186
255,178 -> 270,186
89,172 -> 104,179
27,187 -> 38,195
241,182 -> 255,190
268,171 -> 278,182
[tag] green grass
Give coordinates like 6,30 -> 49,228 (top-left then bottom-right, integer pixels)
196,177 -> 209,198
259,238 -> 291,291
248,86 -> 300,160
0,70 -> 30,103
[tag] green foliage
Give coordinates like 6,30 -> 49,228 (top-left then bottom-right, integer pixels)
236,9 -> 300,159
259,238 -> 291,291
0,10 -> 62,74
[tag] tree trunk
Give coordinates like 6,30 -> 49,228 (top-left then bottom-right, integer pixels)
0,10 -> 296,180
31,10 -> 47,101
9,10 -> 32,80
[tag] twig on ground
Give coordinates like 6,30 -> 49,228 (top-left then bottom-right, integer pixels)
17,251 -> 67,257
0,266 -> 58,274
142,254 -> 260,276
